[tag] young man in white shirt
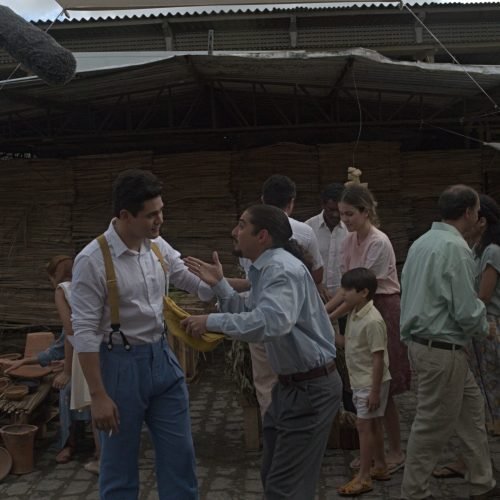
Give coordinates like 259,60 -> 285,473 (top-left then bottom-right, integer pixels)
71,169 -> 211,500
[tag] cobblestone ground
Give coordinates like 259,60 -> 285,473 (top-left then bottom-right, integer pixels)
1,350 -> 499,499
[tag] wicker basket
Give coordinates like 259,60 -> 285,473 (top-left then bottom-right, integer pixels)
4,385 -> 29,401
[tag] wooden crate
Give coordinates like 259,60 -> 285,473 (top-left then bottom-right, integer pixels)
167,333 -> 199,382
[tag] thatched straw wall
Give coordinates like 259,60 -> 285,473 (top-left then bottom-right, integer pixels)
0,142 -> 497,328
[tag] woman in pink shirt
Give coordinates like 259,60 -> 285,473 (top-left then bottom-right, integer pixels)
326,184 -> 410,473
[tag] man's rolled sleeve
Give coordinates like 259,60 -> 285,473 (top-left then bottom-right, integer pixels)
71,254 -> 106,353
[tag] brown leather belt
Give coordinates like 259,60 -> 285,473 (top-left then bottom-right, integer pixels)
278,360 -> 336,385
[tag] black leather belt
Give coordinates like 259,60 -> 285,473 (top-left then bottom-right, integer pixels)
412,335 -> 462,351
278,360 -> 336,385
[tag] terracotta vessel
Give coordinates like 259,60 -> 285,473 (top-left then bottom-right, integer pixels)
0,424 -> 38,474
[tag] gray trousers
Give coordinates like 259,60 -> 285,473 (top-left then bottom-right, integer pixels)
261,369 -> 342,500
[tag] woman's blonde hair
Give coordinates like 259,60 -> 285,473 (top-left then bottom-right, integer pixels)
340,185 -> 380,227
46,255 -> 73,285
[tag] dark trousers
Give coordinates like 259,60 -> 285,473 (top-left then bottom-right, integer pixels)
261,369 -> 342,500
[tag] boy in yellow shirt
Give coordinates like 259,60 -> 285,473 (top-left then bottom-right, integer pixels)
337,267 -> 392,496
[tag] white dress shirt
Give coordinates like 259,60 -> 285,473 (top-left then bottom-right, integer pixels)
71,220 -> 213,352
305,212 -> 347,294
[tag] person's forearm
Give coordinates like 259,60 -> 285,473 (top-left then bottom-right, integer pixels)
311,267 -> 323,285
78,352 -> 106,397
335,331 -> 345,348
226,277 -> 250,293
371,351 -> 384,393
330,301 -> 352,320
325,289 -> 344,314
63,337 -> 73,377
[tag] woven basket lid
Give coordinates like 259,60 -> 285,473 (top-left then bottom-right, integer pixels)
0,447 -> 12,481
8,365 -> 52,379
4,385 -> 29,401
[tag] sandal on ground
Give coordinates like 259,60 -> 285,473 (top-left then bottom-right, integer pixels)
338,477 -> 373,497
350,456 -> 374,470
387,454 -> 405,474
432,464 -> 465,479
84,459 -> 100,475
349,456 -> 361,470
55,446 -> 74,464
370,466 -> 391,481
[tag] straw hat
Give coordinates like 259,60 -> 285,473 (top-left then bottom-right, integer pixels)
0,447 -> 12,481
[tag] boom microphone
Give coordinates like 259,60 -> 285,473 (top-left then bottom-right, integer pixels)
0,6 -> 76,86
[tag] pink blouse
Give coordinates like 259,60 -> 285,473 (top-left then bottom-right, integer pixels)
340,226 -> 400,294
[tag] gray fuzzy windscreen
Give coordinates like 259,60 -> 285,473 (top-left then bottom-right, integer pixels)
0,6 -> 77,86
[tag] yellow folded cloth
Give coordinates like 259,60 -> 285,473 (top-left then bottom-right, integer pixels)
163,296 -> 224,352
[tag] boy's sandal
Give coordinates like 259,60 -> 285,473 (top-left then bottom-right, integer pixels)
338,477 -> 373,497
370,466 -> 391,481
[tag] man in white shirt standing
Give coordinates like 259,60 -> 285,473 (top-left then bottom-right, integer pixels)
305,183 -> 347,301
71,169 -> 211,500
261,174 -> 324,284
242,174 -> 324,418
306,183 -> 354,413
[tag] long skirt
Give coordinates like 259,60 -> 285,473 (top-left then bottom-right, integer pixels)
467,315 -> 500,432
373,293 -> 411,396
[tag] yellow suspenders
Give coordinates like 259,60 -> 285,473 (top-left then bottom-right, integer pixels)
97,234 -> 168,350
97,234 -> 222,352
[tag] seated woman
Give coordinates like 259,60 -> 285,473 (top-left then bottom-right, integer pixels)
4,255 -> 97,469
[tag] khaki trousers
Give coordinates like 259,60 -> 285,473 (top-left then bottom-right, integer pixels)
249,342 -> 278,418
401,341 -> 495,499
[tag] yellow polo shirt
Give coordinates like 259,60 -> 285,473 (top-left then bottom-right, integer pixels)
345,300 -> 391,389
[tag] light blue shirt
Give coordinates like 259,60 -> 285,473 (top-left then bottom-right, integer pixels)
206,247 -> 336,375
475,243 -> 500,318
401,222 -> 488,345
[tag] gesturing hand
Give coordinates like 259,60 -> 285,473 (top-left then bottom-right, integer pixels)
184,251 -> 224,286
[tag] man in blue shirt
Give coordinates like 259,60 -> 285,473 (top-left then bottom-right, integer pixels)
182,204 -> 342,500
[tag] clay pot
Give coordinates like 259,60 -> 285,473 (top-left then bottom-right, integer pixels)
0,424 -> 38,474
0,447 -> 12,481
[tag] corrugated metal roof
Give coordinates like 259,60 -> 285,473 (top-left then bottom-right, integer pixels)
33,1 -> 500,23
1,48 -> 499,111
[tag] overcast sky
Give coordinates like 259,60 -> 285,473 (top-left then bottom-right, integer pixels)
0,0 -> 495,21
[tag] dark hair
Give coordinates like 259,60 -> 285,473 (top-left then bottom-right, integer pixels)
341,267 -> 378,300
340,184 -> 380,227
476,194 -> 500,257
112,169 -> 163,217
261,175 -> 296,209
321,183 -> 345,203
438,185 -> 478,221
46,255 -> 73,284
246,204 -> 311,267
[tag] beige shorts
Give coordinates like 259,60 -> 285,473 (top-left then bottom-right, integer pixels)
352,380 -> 390,419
